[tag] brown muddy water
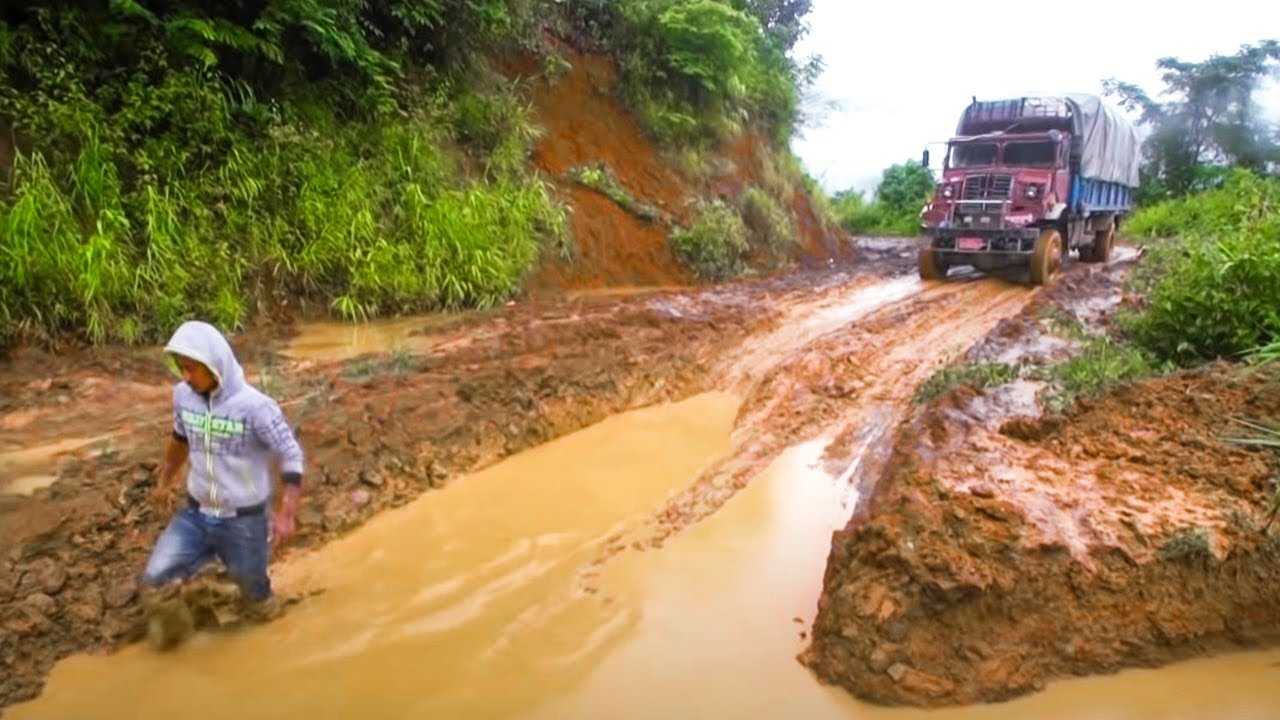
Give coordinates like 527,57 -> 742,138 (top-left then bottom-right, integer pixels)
0,435 -> 111,496
9,391 -> 1279,720
281,316 -> 454,362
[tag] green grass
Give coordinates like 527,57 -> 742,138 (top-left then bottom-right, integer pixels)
570,163 -> 662,222
1035,305 -> 1090,341
1034,336 -> 1160,414
0,57 -> 567,349
913,362 -> 1019,404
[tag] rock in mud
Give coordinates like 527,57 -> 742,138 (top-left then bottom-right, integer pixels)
297,506 -> 324,529
887,663 -> 955,698
100,609 -> 139,641
867,645 -> 896,673
17,559 -> 67,596
23,593 -> 58,619
350,488 -> 372,509
104,577 -> 138,609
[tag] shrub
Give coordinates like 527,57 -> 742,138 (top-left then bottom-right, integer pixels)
671,198 -> 749,281
740,186 -> 797,264
1119,170 -> 1280,365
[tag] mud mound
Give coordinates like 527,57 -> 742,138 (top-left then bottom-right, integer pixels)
804,355 -> 1280,706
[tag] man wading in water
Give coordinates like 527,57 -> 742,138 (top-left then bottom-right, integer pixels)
140,320 -> 305,650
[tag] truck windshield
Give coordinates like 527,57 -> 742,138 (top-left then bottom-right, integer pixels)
1003,142 -> 1057,167
950,143 -> 997,168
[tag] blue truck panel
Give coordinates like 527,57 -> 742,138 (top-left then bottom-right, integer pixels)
1069,175 -> 1133,214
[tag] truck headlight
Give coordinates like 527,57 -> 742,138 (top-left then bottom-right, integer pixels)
1024,184 -> 1042,199
941,184 -> 954,199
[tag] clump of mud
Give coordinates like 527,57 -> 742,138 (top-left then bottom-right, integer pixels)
802,256 -> 1280,707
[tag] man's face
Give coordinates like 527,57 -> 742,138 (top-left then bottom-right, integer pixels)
174,355 -> 218,394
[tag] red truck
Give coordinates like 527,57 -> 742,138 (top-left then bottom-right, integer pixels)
918,95 -> 1141,285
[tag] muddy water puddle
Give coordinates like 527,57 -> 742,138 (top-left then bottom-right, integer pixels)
12,391 -> 1280,719
283,315 -> 458,362
0,435 -> 111,496
8,393 -> 741,719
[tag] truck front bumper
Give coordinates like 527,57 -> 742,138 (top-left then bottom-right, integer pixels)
927,226 -> 1040,255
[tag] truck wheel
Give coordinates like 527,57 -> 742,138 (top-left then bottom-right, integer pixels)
1030,228 -> 1062,286
1084,227 -> 1114,263
919,247 -> 948,280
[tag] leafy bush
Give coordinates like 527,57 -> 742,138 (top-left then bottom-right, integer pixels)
601,0 -> 811,146
1119,169 -> 1280,365
671,198 -> 749,281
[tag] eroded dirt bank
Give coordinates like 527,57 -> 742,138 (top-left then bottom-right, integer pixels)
802,258 -> 1280,706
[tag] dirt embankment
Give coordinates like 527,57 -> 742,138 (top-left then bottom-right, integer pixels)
504,37 -> 851,293
802,263 -> 1280,706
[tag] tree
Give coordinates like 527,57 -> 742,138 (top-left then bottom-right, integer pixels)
1104,39 -> 1280,199
875,160 -> 935,217
728,0 -> 812,51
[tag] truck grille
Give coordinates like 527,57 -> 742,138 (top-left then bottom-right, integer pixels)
962,174 -> 1013,200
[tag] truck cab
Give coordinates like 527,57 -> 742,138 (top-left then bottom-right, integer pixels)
918,96 -> 1139,285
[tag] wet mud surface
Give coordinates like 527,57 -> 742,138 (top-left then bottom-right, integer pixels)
4,238 -> 1278,712
802,250 -> 1280,706
0,255 -> 919,708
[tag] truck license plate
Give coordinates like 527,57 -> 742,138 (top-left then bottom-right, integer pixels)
958,236 -> 984,250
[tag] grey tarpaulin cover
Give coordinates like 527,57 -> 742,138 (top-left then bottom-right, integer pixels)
956,94 -> 1142,188
1064,94 -> 1142,188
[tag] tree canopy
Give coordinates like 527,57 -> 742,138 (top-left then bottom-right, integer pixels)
1104,39 -> 1280,200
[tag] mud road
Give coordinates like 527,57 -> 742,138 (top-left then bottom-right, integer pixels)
2,238 -> 1278,718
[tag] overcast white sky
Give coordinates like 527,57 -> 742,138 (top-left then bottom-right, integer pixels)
790,0 -> 1280,195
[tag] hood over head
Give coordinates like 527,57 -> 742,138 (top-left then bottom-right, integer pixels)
163,320 -> 245,396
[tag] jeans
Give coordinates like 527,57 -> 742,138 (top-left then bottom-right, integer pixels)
143,507 -> 272,602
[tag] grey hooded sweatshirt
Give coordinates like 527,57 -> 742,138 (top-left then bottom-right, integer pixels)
164,321 -> 304,511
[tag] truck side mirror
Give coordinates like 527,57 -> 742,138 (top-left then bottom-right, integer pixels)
921,149 -> 930,168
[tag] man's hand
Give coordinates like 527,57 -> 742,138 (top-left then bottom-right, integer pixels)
152,435 -> 188,511
272,484 -> 302,547
150,480 -> 178,510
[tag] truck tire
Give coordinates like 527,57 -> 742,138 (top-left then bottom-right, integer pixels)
1030,228 -> 1062,286
1084,226 -> 1113,263
919,247 -> 948,280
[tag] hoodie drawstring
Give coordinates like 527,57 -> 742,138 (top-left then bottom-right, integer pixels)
206,393 -> 218,511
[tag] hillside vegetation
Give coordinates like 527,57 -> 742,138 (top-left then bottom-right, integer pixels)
0,0 -> 821,349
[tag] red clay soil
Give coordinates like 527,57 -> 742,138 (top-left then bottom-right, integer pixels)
802,272 -> 1280,706
503,38 -> 851,291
